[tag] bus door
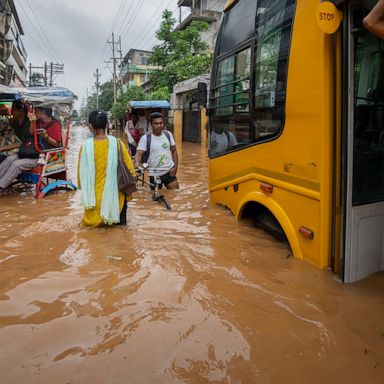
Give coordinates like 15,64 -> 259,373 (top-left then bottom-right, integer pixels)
342,0 -> 384,282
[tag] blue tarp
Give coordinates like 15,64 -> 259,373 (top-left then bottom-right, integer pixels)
19,86 -> 74,98
128,100 -> 171,109
18,87 -> 75,117
0,85 -> 21,101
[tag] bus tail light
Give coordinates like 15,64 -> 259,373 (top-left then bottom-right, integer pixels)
260,183 -> 273,194
299,226 -> 314,240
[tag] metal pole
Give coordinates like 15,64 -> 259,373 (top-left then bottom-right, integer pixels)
50,62 -> 53,86
94,68 -> 100,109
44,62 -> 47,86
112,32 -> 117,104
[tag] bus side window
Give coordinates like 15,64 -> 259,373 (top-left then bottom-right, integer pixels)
211,48 -> 252,156
254,0 -> 295,139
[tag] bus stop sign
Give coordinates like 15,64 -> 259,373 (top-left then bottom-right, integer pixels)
317,1 -> 342,34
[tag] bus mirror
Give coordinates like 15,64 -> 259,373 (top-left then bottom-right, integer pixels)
197,82 -> 207,107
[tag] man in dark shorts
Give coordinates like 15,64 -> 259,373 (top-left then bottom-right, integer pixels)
134,112 -> 179,189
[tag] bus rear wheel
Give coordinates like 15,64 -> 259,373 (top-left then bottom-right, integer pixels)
241,202 -> 287,243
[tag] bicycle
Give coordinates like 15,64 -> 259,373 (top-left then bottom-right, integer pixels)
135,163 -> 172,210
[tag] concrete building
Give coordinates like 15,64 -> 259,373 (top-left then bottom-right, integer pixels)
0,0 -> 28,86
172,74 -> 210,145
119,49 -> 159,93
177,0 -> 226,51
172,0 -> 226,146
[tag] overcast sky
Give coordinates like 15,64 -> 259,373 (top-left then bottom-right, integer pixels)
14,0 -> 185,110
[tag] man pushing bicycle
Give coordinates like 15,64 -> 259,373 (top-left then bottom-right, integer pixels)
134,112 -> 179,190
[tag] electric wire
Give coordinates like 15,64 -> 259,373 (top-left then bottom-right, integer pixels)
24,0 -> 62,62
116,0 -> 145,41
139,4 -> 185,50
14,0 -> 56,62
127,0 -> 174,51
96,0 -> 126,69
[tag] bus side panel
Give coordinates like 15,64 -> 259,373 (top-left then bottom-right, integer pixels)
211,180 -> 322,268
210,0 -> 334,269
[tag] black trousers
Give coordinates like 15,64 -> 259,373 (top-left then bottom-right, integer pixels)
119,195 -> 127,225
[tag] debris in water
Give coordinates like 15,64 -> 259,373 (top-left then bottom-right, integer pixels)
107,256 -> 123,261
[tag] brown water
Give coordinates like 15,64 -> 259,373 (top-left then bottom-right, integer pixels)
0,126 -> 383,384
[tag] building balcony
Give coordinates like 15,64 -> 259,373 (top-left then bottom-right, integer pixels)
9,40 -> 27,69
120,63 -> 159,77
176,9 -> 221,31
178,0 -> 193,6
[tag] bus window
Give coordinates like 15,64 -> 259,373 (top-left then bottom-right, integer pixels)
353,30 -> 384,205
254,0 -> 294,139
234,48 -> 251,113
215,55 -> 235,116
214,49 -> 251,116
211,47 -> 252,156
218,0 -> 257,55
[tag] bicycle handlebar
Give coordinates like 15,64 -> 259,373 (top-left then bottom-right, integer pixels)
135,167 -> 173,173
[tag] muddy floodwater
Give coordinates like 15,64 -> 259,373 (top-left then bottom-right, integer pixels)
0,127 -> 383,384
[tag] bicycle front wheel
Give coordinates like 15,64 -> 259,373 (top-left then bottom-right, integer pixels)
158,196 -> 171,210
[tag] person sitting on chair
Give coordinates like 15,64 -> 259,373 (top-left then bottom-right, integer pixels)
35,107 -> 63,150
0,100 -> 37,190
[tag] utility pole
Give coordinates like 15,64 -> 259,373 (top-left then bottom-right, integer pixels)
108,32 -> 117,104
44,62 -> 48,86
48,62 -> 64,87
118,36 -> 124,89
107,32 -> 121,130
29,63 -> 45,86
50,62 -> 53,86
94,68 -> 101,109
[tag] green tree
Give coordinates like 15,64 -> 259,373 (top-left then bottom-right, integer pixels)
81,80 -> 114,120
151,86 -> 170,101
150,10 -> 212,95
98,81 -> 114,111
111,85 -> 147,120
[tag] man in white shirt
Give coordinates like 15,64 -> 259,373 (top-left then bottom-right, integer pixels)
135,112 -> 179,189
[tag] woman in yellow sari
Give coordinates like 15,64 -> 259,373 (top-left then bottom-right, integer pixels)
78,111 -> 135,227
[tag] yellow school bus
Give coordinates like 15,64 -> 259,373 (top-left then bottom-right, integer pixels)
208,0 -> 384,282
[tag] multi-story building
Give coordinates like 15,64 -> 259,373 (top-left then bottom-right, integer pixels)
0,0 -> 28,86
177,0 -> 227,51
119,49 -> 159,94
171,0 -> 226,144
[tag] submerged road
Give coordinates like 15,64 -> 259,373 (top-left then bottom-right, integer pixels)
0,126 -> 383,383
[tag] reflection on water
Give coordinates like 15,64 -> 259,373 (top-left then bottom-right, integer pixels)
0,126 -> 383,383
